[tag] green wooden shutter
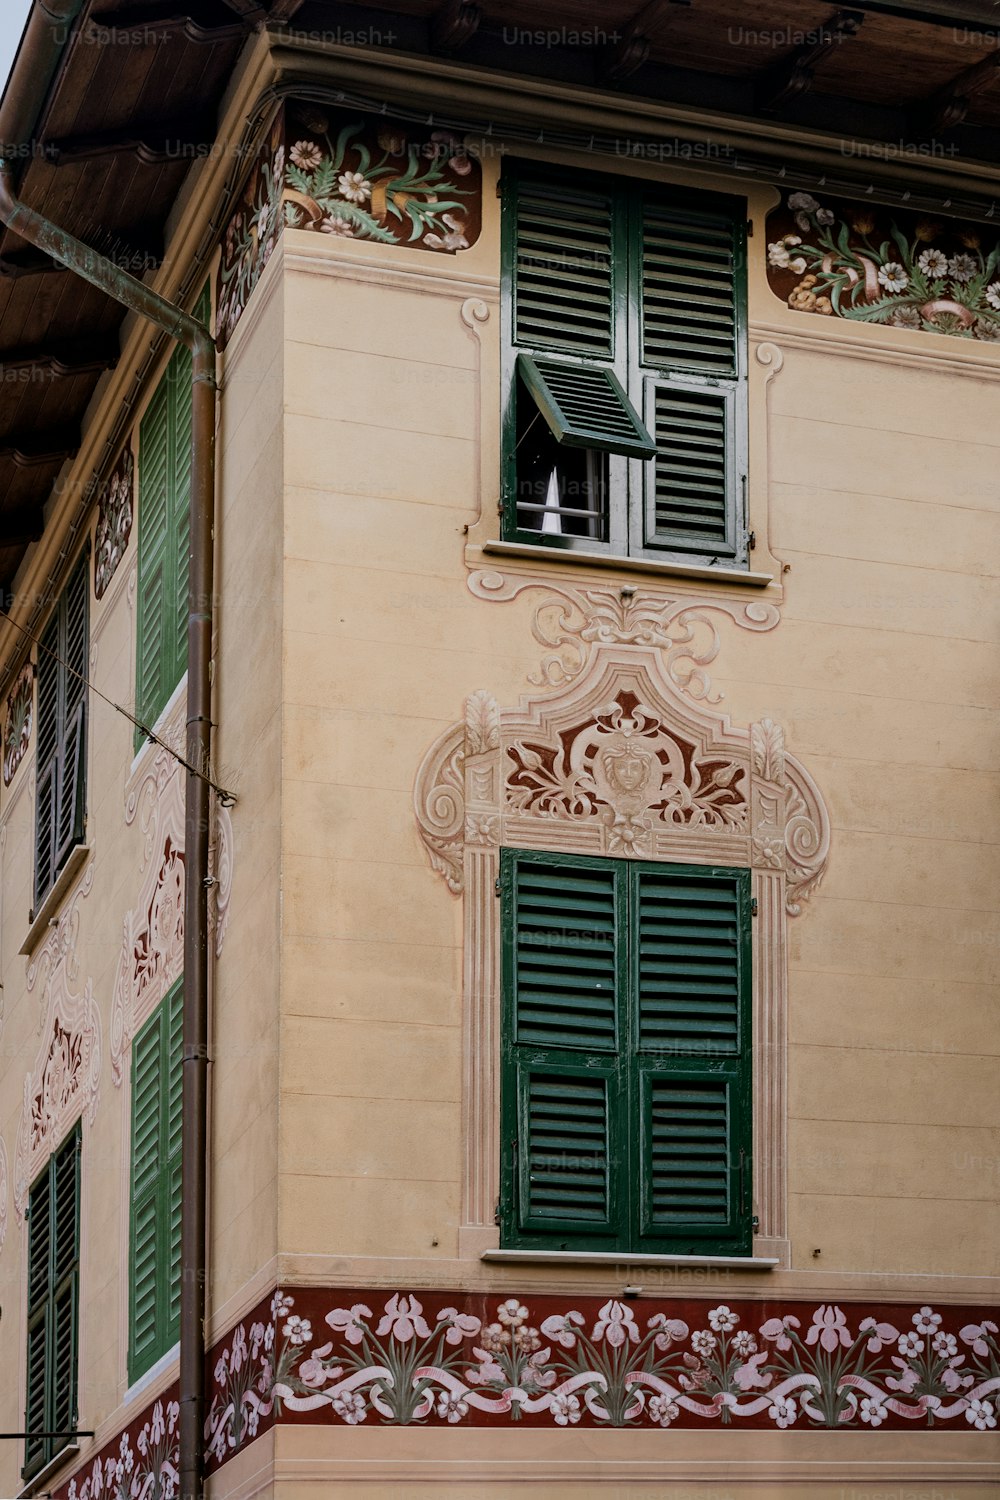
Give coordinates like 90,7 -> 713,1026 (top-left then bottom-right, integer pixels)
637,193 -> 748,562
24,1127 -> 80,1481
129,981 -> 183,1381
135,286 -> 209,745
34,553 -> 88,907
500,852 -> 625,1247
633,866 -> 751,1254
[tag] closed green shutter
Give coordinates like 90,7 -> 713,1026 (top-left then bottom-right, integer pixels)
128,980 -> 183,1381
500,852 -> 751,1254
638,194 -> 748,561
24,1126 -> 80,1481
501,855 -> 624,1246
34,554 -> 88,908
633,867 -> 751,1253
135,286 -> 209,746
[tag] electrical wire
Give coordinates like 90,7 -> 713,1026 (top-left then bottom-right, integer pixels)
3,610 -> 237,806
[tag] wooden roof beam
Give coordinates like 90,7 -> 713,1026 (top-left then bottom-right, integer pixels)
44,118 -> 217,166
0,249 -> 64,278
0,429 -> 80,467
268,0 -> 308,20
89,4 -> 246,44
603,0 -> 683,86
756,9 -> 865,114
430,0 -> 482,54
917,46 -> 1000,131
0,337 -> 119,378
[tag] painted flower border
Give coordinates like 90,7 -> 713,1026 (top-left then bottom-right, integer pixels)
3,661 -> 33,787
48,1290 -> 1000,1500
766,190 -> 1000,341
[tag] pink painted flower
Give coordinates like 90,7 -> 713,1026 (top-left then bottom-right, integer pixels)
289,140 -> 322,172
649,1395 -> 680,1426
282,1315 -> 312,1346
423,212 -> 469,252
691,1329 -> 717,1359
860,1396 -> 886,1426
933,1331 -> 958,1359
437,1308 -> 482,1345
732,1330 -> 758,1358
332,1390 -> 367,1425
733,1351 -> 772,1391
898,1332 -> 924,1358
436,1391 -> 469,1423
805,1305 -> 852,1353
150,1402 -> 166,1442
942,1363 -> 975,1393
647,1314 -> 688,1351
859,1317 -> 900,1354
497,1299 -> 528,1327
541,1310 -> 585,1348
768,1395 -> 797,1428
326,1303 -> 373,1345
760,1315 -> 800,1351
593,1299 -> 639,1347
914,1306 -> 941,1335
965,1397 -> 998,1430
960,1321 -> 998,1357
376,1294 -> 431,1342
886,1356 -> 920,1394
299,1348 -> 338,1388
550,1392 -> 582,1425
708,1304 -> 738,1333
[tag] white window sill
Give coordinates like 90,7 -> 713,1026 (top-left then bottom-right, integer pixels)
482,1249 -> 779,1270
124,1341 -> 180,1406
20,843 -> 92,956
479,539 -> 775,588
18,1442 -> 80,1497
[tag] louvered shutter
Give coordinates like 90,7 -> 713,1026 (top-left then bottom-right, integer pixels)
633,866 -> 751,1253
136,377 -> 171,740
33,554 -> 88,908
135,285 -> 209,745
638,194 -> 747,561
24,1128 -> 80,1481
129,981 -> 183,1380
501,854 -> 624,1246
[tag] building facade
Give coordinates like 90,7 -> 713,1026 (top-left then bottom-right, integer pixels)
0,2 -> 997,1498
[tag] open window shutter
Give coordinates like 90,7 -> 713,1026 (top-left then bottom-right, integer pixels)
129,1007 -> 165,1378
638,196 -> 747,560
166,981 -> 184,1339
54,557 -> 88,871
136,379 -> 171,738
632,866 -> 751,1253
501,854 -> 623,1245
24,1170 -> 51,1475
33,613 -> 60,906
170,339 -> 194,695
24,1128 -> 79,1480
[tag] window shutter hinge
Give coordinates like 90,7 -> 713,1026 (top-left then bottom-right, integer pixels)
494,1200 -> 501,1225
752,1215 -> 760,1230
495,877 -> 502,896
751,897 -> 758,917
748,529 -> 756,551
747,219 -> 753,237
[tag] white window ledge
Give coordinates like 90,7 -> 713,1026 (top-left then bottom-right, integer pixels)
480,539 -> 775,588
485,1248 -> 779,1272
20,843 -> 92,956
482,1249 -> 779,1270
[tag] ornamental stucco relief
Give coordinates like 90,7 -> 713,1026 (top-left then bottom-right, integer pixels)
111,738 -> 234,1086
14,861 -> 100,1217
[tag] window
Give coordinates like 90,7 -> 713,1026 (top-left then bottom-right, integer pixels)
134,287 -> 209,746
24,1126 -> 81,1481
500,851 -> 751,1255
128,980 -> 183,1382
501,166 -> 748,565
34,552 -> 89,908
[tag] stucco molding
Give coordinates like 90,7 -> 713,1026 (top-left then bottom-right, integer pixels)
414,636 -> 829,1247
111,741 -> 234,1086
14,860 -> 100,1217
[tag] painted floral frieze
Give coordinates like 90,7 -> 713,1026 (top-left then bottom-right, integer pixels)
93,447 -> 133,600
217,104 -> 482,348
47,1288 -> 1000,1500
767,190 -> 1000,340
3,660 -> 33,786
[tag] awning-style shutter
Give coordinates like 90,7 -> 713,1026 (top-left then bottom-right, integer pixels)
639,194 -> 747,560
502,854 -> 622,1245
129,980 -> 184,1381
517,353 -> 656,459
510,180 -> 616,358
633,867 -> 751,1253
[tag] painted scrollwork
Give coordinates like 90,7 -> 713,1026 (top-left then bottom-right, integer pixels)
15,862 -> 100,1216
415,646 -> 828,917
466,570 -> 780,701
94,446 -> 134,600
3,660 -> 34,787
112,737 -> 236,1085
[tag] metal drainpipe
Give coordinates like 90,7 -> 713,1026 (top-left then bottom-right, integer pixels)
0,168 -> 217,1500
